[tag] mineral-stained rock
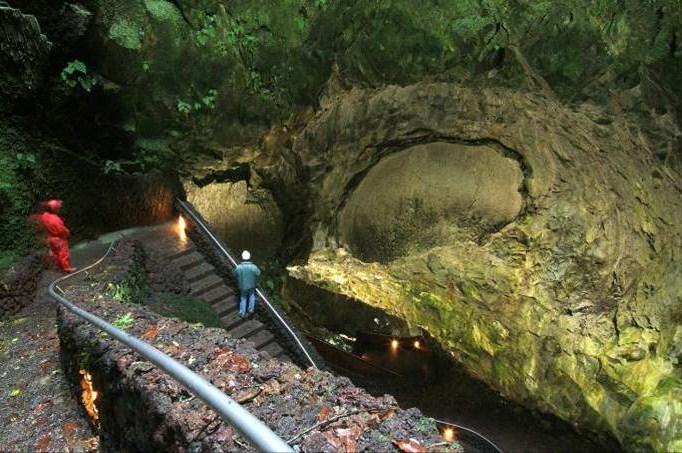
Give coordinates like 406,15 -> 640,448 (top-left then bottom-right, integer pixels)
286,82 -> 682,452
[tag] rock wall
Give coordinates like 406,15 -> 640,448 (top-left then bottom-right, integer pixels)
287,82 -> 682,451
0,4 -> 51,111
0,254 -> 42,320
56,247 -> 456,452
184,179 -> 284,259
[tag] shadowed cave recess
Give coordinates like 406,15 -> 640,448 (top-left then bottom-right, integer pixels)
2,0 -> 682,451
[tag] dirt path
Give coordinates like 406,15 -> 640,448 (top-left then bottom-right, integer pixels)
0,270 -> 97,451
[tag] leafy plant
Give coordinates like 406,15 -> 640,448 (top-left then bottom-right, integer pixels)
195,14 -> 218,46
176,99 -> 192,114
176,89 -> 219,114
108,261 -> 148,304
60,60 -> 95,92
103,160 -> 122,175
14,152 -> 35,171
112,312 -> 134,330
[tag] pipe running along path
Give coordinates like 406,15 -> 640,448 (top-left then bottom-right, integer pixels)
48,241 -> 294,453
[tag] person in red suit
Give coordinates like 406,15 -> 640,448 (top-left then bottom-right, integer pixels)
37,199 -> 76,273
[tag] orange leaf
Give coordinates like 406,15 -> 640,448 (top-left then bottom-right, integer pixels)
324,426 -> 363,453
392,438 -> 427,453
35,434 -> 51,452
63,421 -> 78,439
378,408 -> 396,421
141,326 -> 159,340
318,405 -> 332,421
233,354 -> 251,372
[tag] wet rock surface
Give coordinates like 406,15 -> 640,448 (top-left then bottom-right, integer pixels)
56,241 -> 462,452
286,82 -> 682,451
0,271 -> 96,452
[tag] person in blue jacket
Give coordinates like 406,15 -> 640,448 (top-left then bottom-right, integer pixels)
233,250 -> 261,318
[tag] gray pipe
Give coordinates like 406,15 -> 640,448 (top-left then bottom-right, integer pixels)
48,242 -> 293,453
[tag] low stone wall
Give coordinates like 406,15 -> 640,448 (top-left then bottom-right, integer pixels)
0,254 -> 42,320
56,249 -> 456,452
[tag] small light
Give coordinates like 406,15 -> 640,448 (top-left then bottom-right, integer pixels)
79,369 -> 100,424
413,340 -> 421,349
390,339 -> 399,350
177,215 -> 187,243
442,427 -> 456,442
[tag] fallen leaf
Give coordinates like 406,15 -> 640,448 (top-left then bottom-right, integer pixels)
323,426 -> 363,452
35,434 -> 51,451
378,408 -> 396,421
318,405 -> 332,422
392,438 -> 427,453
9,389 -> 21,397
232,354 -> 251,372
141,326 -> 159,340
63,421 -> 78,439
261,379 -> 282,396
34,400 -> 51,414
234,388 -> 261,404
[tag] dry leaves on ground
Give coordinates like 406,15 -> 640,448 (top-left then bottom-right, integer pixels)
141,326 -> 159,340
392,438 -> 427,453
323,426 -> 364,452
35,434 -> 51,452
318,405 -> 333,421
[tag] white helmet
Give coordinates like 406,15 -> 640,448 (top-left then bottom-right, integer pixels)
241,250 -> 251,260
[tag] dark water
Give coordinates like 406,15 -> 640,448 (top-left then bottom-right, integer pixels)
282,279 -> 622,452
319,339 -> 621,453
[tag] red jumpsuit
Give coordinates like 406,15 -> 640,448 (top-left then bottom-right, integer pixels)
38,211 -> 73,272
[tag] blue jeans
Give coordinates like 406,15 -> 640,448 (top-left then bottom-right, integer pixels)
239,289 -> 256,316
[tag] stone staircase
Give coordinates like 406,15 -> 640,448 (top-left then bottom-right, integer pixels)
164,242 -> 290,361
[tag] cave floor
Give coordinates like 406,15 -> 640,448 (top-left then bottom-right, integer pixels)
0,268 -> 97,451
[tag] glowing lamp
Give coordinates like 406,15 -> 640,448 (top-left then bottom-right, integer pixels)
442,427 -> 456,442
177,215 -> 187,243
413,340 -> 421,349
79,369 -> 100,424
390,339 -> 399,350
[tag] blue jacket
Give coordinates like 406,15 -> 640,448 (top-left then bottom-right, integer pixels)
233,261 -> 261,294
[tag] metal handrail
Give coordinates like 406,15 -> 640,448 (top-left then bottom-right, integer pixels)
176,199 -> 320,370
48,241 -> 293,453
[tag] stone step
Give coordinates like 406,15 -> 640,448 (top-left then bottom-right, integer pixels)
190,275 -> 224,297
247,330 -> 276,349
227,319 -> 265,339
185,262 -> 215,282
212,300 -> 237,317
164,246 -> 195,261
262,342 -> 285,358
220,311 -> 245,330
173,251 -> 205,270
200,286 -> 234,305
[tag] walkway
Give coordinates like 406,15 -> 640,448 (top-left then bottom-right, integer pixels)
72,222 -> 291,361
0,263 -> 97,451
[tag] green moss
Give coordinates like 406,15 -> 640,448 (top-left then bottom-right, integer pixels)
153,292 -> 221,328
109,18 -> 143,50
143,0 -> 181,23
